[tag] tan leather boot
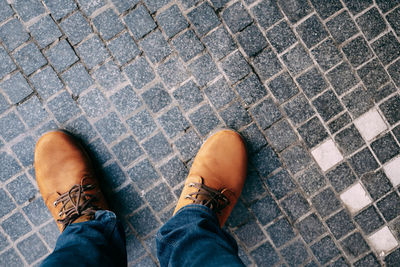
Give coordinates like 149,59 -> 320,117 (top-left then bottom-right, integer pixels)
34,131 -> 108,232
174,129 -> 247,227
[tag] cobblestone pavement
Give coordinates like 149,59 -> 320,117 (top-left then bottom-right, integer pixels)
1,0 -> 400,266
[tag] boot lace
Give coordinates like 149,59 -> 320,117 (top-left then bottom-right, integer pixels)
54,176 -> 99,230
185,181 -> 230,214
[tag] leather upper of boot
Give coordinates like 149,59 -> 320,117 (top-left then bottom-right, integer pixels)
34,131 -> 108,231
174,129 -> 247,227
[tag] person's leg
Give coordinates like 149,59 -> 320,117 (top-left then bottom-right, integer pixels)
41,211 -> 126,267
157,130 -> 247,267
34,131 -> 127,266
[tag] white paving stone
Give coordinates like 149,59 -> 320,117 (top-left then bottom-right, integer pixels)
368,226 -> 398,255
340,182 -> 372,213
384,156 -> 400,187
311,139 -> 343,171
354,108 -> 387,141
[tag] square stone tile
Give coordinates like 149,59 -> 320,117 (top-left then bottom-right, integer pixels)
108,32 -> 140,65
1,212 -> 32,241
173,80 -> 203,111
250,146 -> 281,177
281,44 -> 313,75
87,138 -> 112,165
141,83 -> 171,113
295,213 -> 325,243
298,116 -> 328,148
0,188 -> 16,219
0,152 -> 22,182
379,95 -> 400,125
219,101 -> 252,130
227,199 -> 253,227
93,9 -> 124,41
327,62 -> 358,96
30,67 -> 63,100
158,106 -> 189,138
311,38 -> 342,71
388,59 -> 400,87
110,184 -> 144,216
297,165 -> 326,195
220,51 -> 251,84
354,253 -> 380,267
189,53 -> 218,87
0,19 -> 29,51
76,0 -> 106,15
124,5 -> 156,39
112,136 -> 143,166
385,248 -> 400,267
357,59 -> 389,91
65,115 -> 97,141
253,48 -> 282,81
159,156 -> 188,187
0,0 -> 13,22
326,209 -> 355,239
354,205 -> 385,234
128,207 -> 160,237
368,226 -> 398,254
205,78 -> 235,109
144,182 -> 175,212
265,169 -> 296,200
372,32 -> 400,65
235,221 -> 265,248
278,0 -> 311,23
16,234 -> 48,264
342,0 -> 372,14
17,96 -> 48,128
387,7 -> 400,37
62,63 -> 93,95
236,24 -> 267,57
143,0 -> 171,13
251,0 -> 282,29
14,0 -> 45,21
281,191 -> 310,221
266,21 -> 297,53
376,0 -> 400,13
76,36 -> 109,69
157,56 -> 189,88
128,159 -> 159,190
326,11 -> 358,44
60,11 -> 92,45
342,36 -> 374,67
250,97 -> 282,129
341,232 -> 370,258
340,182 -> 372,213
189,104 -> 220,136
29,15 -> 62,48
157,5 -> 188,38
384,156 -> 400,187
1,72 -> 33,104
202,26 -> 235,60
92,61 -> 125,90
222,1 -> 252,33
296,67 -> 327,98
94,112 -> 127,144
22,198 -> 52,226
0,111 -> 26,142
350,147 -> 380,176
377,192 -> 400,222
126,110 -> 157,141
311,139 -> 343,172
250,195 -> 281,225
334,124 -> 364,155
0,249 -> 24,266
296,15 -> 328,48
46,40 -> 78,72
282,144 -> 312,174
187,2 -> 220,36
265,119 -> 297,152
310,235 -> 340,264
312,188 -> 341,217
371,133 -> 400,164
125,57 -> 155,89
354,108 -> 387,141
0,46 -> 16,80
310,0 -> 342,19
250,242 -> 279,266
266,218 -> 296,247
142,132 -> 173,161
283,94 -> 315,125
5,174 -> 36,205
361,170 -> 392,201
139,30 -> 171,63
342,86 -> 374,118
11,136 -> 35,167
110,86 -> 142,118
356,8 -> 386,40
78,88 -> 110,118
172,30 -> 204,62
268,72 -> 299,103
43,0 -> 77,20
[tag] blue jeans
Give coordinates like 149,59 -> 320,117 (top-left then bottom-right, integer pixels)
41,205 -> 244,267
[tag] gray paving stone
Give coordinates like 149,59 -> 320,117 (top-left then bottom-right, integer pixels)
1,72 -> 33,104
203,26 -> 235,60
77,0 -> 106,15
5,174 -> 36,205
30,67 -> 63,100
343,36 -> 374,67
312,188 -> 341,218
223,1 -> 252,33
281,191 -> 310,221
311,39 -> 342,71
0,230 -> 9,251
11,136 -> 35,167
142,132 -> 173,161
342,0 -> 372,15
124,5 -> 156,40
342,86 -> 373,118
253,47 -> 282,81
313,90 -> 344,122
143,0 -> 171,13
60,12 -> 92,45
0,46 -> 15,80
78,88 -> 110,118
172,30 -> 204,62
380,94 -> 400,125
189,53 -> 218,87
43,0 -> 77,20
93,9 -> 124,41
139,30 -> 171,63
158,106 -> 189,138
87,138 -> 113,165
62,63 -> 93,95
0,152 -> 22,182
92,61 -> 125,90
189,104 -> 220,136
237,24 -> 267,57
334,124 -> 364,156
173,80 -> 204,111
268,72 -> 299,103
22,198 -> 52,226
250,195 -> 281,225
295,213 -> 325,243
0,188 -> 16,219
157,5 -> 188,38
145,183 -> 175,212
221,51 -> 251,84
111,0 -> 139,12
125,57 -> 155,89
281,44 -> 313,75
250,97 -> 281,129
356,8 -> 387,41
357,58 -> 389,92
240,123 -> 268,154
14,42 -> 47,75
101,161 -> 127,189
0,19 -> 29,51
241,169 -> 267,203
17,234 -> 48,264
108,32 -> 140,65
46,40 -> 78,72
386,249 -> 400,267
278,0 -> 311,23
266,169 -> 297,200
125,233 -> 146,262
311,236 -> 340,265
141,83 -> 171,113
251,242 -> 279,266
327,62 -> 358,95
281,144 -> 312,174
373,32 -> 400,65
128,159 -> 159,190
296,67 -> 327,98
376,0 -> 400,13
112,136 -> 143,166
110,184 -> 144,216
94,112 -> 127,144
267,217 -> 296,247
281,239 -> 309,266
354,253 -> 380,267
159,156 -> 188,187
219,100 -> 251,130
235,220 -> 265,248
0,249 -> 24,266
297,15 -> 328,48
341,232 -> 370,258
39,221 -> 59,249
14,0 -> 45,22
326,11 -> 358,44
157,56 -> 189,88
188,2 -> 220,36
65,115 -> 96,141
297,165 -> 326,195
0,0 -> 13,22
328,113 -> 351,134
371,132 -> 400,164
250,146 -> 281,177
362,170 -> 392,201
310,0 -> 342,19
227,199 -> 253,227
387,7 -> 400,37
110,85 -> 142,118
251,0 -> 282,29
283,94 -> 315,125
128,207 -> 160,237
1,212 -> 32,241
29,16 -> 62,48
76,36 -> 110,69
266,21 -> 297,53
126,110 -> 157,141
377,192 -> 400,222
349,147 -> 379,176
0,111 -> 26,142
